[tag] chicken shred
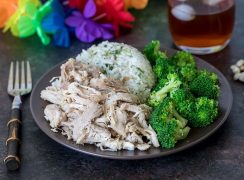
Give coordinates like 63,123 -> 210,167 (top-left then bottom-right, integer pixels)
41,59 -> 159,151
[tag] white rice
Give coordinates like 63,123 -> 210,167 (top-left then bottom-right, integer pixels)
76,41 -> 155,102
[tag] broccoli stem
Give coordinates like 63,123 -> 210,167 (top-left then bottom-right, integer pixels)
175,127 -> 191,140
172,108 -> 188,128
154,80 -> 181,101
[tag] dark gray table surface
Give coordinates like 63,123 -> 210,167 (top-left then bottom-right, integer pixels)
0,0 -> 244,179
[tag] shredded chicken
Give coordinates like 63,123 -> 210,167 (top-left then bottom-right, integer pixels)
41,59 -> 159,151
44,104 -> 67,128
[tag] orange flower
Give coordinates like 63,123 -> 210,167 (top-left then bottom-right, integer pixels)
0,0 -> 18,28
124,0 -> 148,9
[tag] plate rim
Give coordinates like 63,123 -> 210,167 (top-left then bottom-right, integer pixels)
30,48 -> 233,160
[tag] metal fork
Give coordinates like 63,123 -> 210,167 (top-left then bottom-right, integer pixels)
4,61 -> 32,171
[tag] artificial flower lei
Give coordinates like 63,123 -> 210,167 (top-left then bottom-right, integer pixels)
0,0 -> 149,47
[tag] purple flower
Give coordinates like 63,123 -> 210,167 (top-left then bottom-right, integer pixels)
65,0 -> 114,43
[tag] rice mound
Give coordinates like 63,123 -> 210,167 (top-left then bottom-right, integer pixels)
76,41 -> 155,102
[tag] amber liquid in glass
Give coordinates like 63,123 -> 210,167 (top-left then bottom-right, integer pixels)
168,0 -> 235,54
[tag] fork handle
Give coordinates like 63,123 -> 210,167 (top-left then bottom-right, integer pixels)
4,108 -> 21,171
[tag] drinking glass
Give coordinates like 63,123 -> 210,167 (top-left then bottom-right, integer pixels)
168,0 -> 235,55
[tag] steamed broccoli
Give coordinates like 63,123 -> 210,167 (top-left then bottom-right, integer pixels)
153,56 -> 176,79
144,41 -> 221,146
150,98 -> 191,148
148,73 -> 181,107
170,88 -> 219,128
170,87 -> 195,119
179,66 -> 197,82
143,40 -> 176,79
171,51 -> 196,68
189,97 -> 219,127
189,70 -> 220,99
170,87 -> 194,103
171,51 -> 197,82
143,40 -> 167,65
197,70 -> 218,84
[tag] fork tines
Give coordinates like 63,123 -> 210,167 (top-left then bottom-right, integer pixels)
8,61 -> 32,96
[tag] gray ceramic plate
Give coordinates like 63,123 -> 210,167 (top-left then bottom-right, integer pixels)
30,49 -> 233,160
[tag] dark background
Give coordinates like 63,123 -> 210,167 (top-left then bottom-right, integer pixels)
0,0 -> 244,179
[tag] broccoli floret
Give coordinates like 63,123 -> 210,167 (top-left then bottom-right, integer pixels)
171,51 -> 196,68
177,100 -> 195,120
143,40 -> 167,65
170,88 -> 219,127
150,98 -> 191,148
197,70 -> 218,84
188,97 -> 218,127
170,88 -> 193,103
179,65 -> 197,82
153,57 -> 176,79
148,73 -> 181,107
170,88 -> 195,119
189,71 -> 220,99
171,51 -> 197,82
143,41 -> 176,79
152,78 -> 168,92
